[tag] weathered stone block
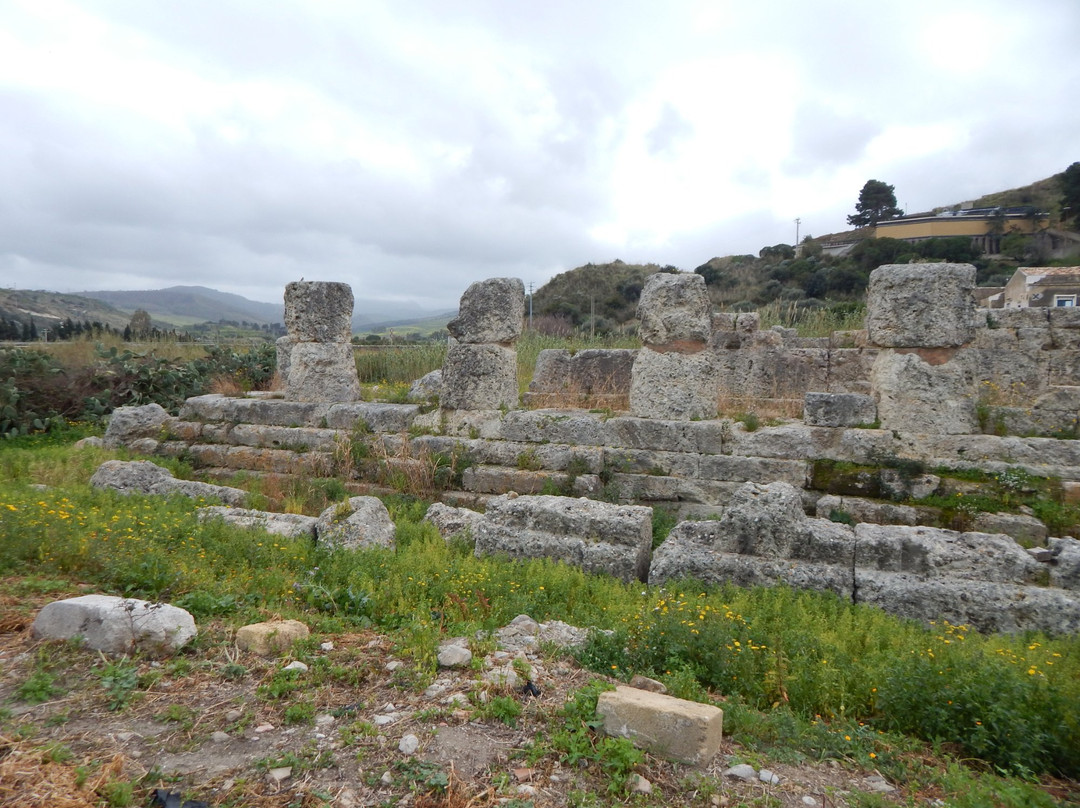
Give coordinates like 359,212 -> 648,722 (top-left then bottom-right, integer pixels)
197,506 -> 318,539
441,343 -> 519,411
235,619 -> 310,656
499,410 -> 613,446
446,277 -> 525,344
630,346 -> 719,420
474,494 -> 653,582
90,460 -> 247,506
697,455 -> 808,487
284,281 -> 354,343
1048,537 -> 1080,590
227,424 -> 339,451
866,264 -> 976,348
32,595 -> 196,656
286,342 -> 362,403
637,273 -> 712,345
597,686 -> 723,765
804,392 -> 877,428
315,496 -> 396,550
853,524 -> 1040,583
104,404 -> 173,449
871,350 -> 977,435
324,402 -> 420,432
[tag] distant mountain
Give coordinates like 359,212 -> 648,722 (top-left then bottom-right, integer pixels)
79,286 -> 284,326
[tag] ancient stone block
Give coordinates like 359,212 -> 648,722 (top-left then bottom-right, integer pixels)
423,502 -> 484,541
803,392 -> 877,428
853,524 -> 1041,583
286,342 -> 362,403
970,512 -> 1048,546
104,404 -> 173,449
630,346 -> 719,420
315,496 -> 396,550
284,281 -> 354,343
871,350 -> 977,435
32,595 -> 196,656
814,494 -> 920,526
597,686 -> 723,765
324,402 -> 420,432
90,460 -> 247,506
275,334 -> 294,380
697,455 -> 808,487
637,273 -> 712,345
197,506 -> 318,539
235,619 -> 310,656
441,343 -> 519,411
227,424 -> 339,451
866,264 -> 977,348
473,494 -> 653,582
1048,537 -> 1080,591
446,277 -> 525,344
499,410 -> 613,446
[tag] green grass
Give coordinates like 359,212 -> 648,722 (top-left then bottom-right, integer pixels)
3,436 -> 1080,785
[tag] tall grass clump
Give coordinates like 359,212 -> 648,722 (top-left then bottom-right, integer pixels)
353,343 -> 447,385
757,300 -> 865,337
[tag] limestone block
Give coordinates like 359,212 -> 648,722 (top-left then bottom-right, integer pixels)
597,685 -> 723,765
527,349 -> 572,397
90,460 -> 247,506
726,423 -> 826,459
985,308 -> 1049,329
197,506 -> 318,539
1047,307 -> 1080,329
324,402 -> 420,432
803,393 -> 877,428
408,369 -> 443,402
610,474 -> 742,506
179,394 -> 230,422
315,496 -> 396,550
499,410 -> 613,446
630,346 -> 719,420
853,573 -> 1080,634
871,350 -> 977,435
605,417 -> 697,453
467,440 -> 602,473
235,619 -> 310,656
853,524 -> 1041,584
736,312 -> 760,334
697,455 -> 809,487
32,595 -> 196,656
814,494 -> 920,526
185,443 -> 230,467
473,494 -> 653,582
227,424 -> 339,451
1048,537 -> 1080,590
164,419 -> 202,442
866,264 -> 977,348
441,343 -> 519,411
462,466 -> 569,495
603,447 -> 700,478
826,348 -> 877,394
446,277 -> 525,344
878,469 -> 940,500
223,398 -> 329,427
284,281 -> 354,343
527,348 -> 635,404
423,502 -> 484,541
276,334 -> 294,380
224,446 -> 330,476
104,404 -> 173,449
971,512 -> 1048,546
286,342 -> 362,403
637,273 -> 712,345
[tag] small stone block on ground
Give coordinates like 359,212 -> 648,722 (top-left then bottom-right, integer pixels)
235,619 -> 310,656
596,685 -> 723,765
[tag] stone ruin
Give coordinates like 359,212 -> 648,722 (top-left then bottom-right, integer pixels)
276,281 -> 361,403
104,265 -> 1080,634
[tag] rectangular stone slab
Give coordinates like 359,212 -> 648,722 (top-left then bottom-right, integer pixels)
597,685 -> 723,765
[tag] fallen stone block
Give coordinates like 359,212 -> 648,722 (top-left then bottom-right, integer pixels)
104,403 -> 174,449
474,494 -> 653,582
235,619 -> 310,656
90,460 -> 247,506
315,496 -> 396,551
197,506 -> 318,539
596,685 -> 723,765
32,595 -> 196,656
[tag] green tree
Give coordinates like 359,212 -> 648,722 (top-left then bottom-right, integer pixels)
847,180 -> 903,227
1060,161 -> 1080,226
129,309 -> 152,339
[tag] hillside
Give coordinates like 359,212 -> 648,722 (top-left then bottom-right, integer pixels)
80,286 -> 284,326
531,260 -> 669,331
0,288 -> 134,332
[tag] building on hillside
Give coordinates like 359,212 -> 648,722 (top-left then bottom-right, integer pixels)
874,205 -> 1048,254
1000,266 -> 1080,308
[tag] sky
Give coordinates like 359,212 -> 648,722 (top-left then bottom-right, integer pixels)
1,0 -> 1078,310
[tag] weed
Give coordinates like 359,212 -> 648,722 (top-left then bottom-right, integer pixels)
283,699 -> 316,725
516,448 -> 543,471
97,657 -> 139,711
15,669 -> 63,704
736,412 -> 760,431
476,695 -> 523,727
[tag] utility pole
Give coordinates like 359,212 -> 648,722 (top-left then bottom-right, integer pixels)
527,282 -> 534,331
794,217 -> 801,246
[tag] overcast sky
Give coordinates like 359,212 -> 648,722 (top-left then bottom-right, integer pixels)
2,0 -> 1077,310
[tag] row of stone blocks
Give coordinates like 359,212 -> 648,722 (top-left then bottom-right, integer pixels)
430,483 -> 1080,636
